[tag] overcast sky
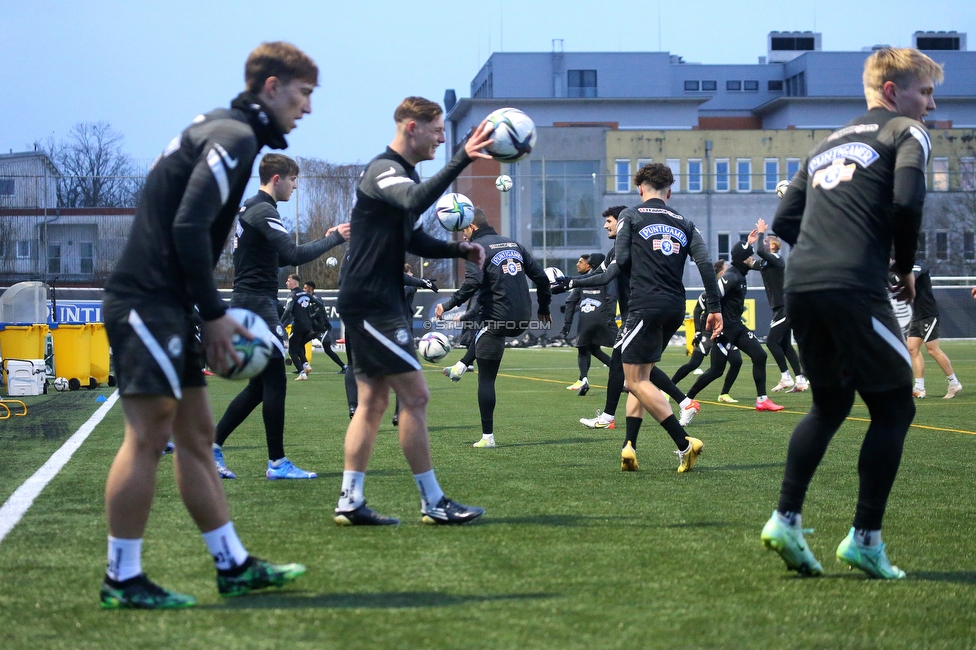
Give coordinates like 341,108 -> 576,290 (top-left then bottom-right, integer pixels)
3,0 -> 973,170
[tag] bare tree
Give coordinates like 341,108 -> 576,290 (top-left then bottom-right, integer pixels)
39,122 -> 143,208
292,159 -> 363,288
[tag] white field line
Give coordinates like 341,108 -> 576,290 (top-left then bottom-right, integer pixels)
0,390 -> 119,545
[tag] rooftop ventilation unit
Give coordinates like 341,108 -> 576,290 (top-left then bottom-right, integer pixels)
767,31 -> 821,63
913,31 -> 966,51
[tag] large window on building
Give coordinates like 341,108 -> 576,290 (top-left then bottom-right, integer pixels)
936,231 -> 949,260
666,158 -> 681,193
702,80 -> 717,91
717,233 -> 730,262
715,159 -> 730,192
16,241 -> 30,259
737,159 -> 752,192
687,159 -> 702,193
530,160 -> 601,248
684,80 -> 700,91
0,178 -> 14,196
637,158 -> 653,172
764,159 -> 779,192
965,232 -> 975,260
786,158 -> 801,181
961,157 -> 976,191
932,157 -> 949,191
567,70 -> 597,98
744,80 -> 759,92
615,159 -> 630,192
726,80 -> 742,91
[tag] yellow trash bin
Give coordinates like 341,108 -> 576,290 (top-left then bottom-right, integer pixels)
50,323 -> 93,390
88,323 -> 114,387
0,323 -> 46,361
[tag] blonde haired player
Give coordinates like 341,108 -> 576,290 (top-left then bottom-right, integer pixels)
762,47 -> 943,579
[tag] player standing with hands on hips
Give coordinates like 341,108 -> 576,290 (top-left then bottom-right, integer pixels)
100,42 -> 317,608
333,97 -> 494,526
761,47 -> 942,579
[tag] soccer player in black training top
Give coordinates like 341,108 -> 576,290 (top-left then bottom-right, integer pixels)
558,206 -> 707,455
907,259 -> 962,399
754,218 -> 807,393
282,273 -> 316,380
761,47 -> 942,579
99,42 -> 316,609
561,253 -> 615,396
671,260 -> 743,402
613,163 -> 723,473
303,280 -> 348,373
211,154 -> 348,481
333,96 -> 493,526
436,208 -> 552,448
683,235 -> 784,412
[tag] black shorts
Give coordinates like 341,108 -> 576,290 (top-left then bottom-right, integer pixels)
103,295 -> 206,399
344,315 -> 421,378
768,306 -> 792,331
907,315 -> 939,342
787,290 -> 913,393
618,307 -> 685,365
474,325 -> 524,361
231,292 -> 287,355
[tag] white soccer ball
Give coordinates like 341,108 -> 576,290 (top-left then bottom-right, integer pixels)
326,256 -> 338,267
544,266 -> 565,286
776,179 -> 791,198
53,377 -> 69,392
418,332 -> 451,363
495,174 -> 513,192
435,193 -> 475,232
485,108 -> 537,163
221,308 -> 276,380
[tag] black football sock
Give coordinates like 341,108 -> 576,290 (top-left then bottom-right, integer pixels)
624,417 -> 642,449
477,358 -> 501,436
604,349 -> 625,416
660,414 -> 689,451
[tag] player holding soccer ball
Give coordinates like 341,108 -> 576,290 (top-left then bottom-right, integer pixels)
435,207 -> 552,448
99,42 -> 316,609
761,47 -> 942,579
333,97 -> 493,526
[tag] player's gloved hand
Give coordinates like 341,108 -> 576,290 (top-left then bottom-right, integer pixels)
422,278 -> 439,292
551,276 -> 571,294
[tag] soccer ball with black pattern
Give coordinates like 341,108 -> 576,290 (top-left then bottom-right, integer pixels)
544,267 -> 565,286
434,193 -> 475,232
418,332 -> 451,363
484,108 -> 537,163
222,308 -> 275,380
775,179 -> 791,198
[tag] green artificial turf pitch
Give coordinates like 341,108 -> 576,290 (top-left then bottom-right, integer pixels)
1,344 -> 975,649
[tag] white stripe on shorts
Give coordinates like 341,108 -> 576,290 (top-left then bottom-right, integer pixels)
871,316 -> 912,369
923,317 -> 938,343
769,317 -> 786,328
619,319 -> 644,352
128,309 -> 182,399
362,320 -> 422,371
